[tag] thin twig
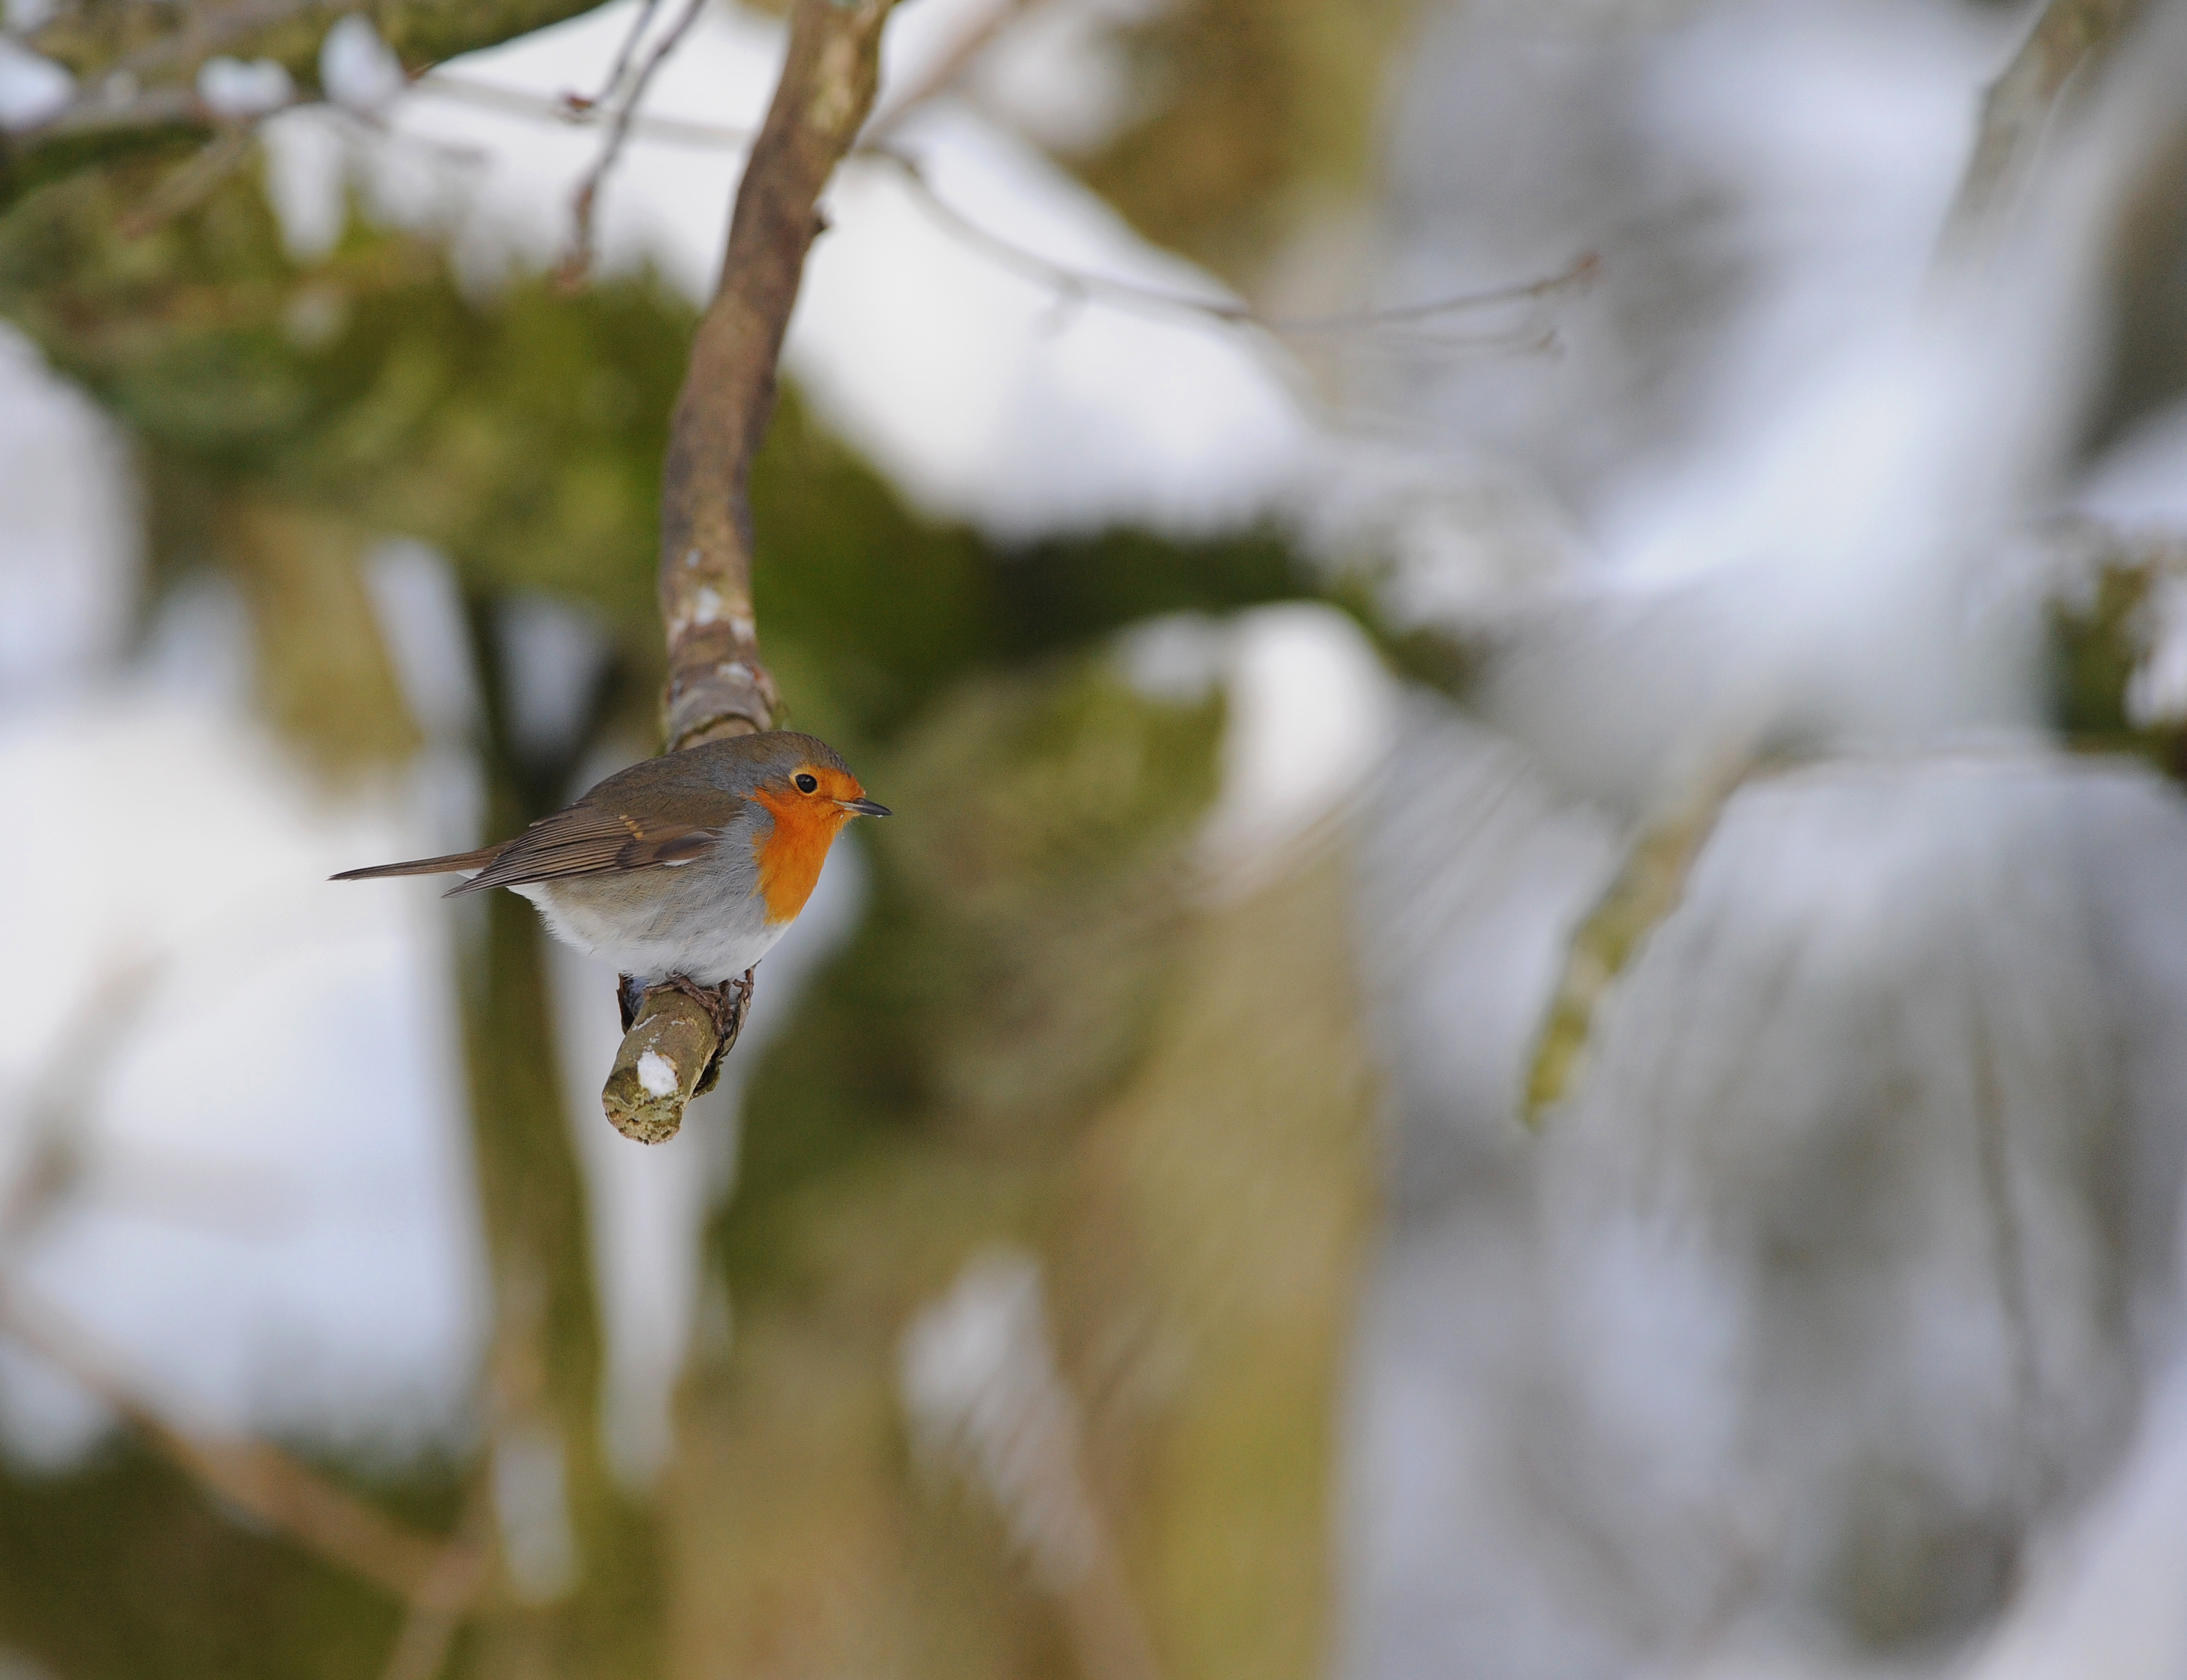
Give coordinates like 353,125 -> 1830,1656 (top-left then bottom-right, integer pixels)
0,1287 -> 484,1611
577,0 -> 664,113
1521,736 -> 1761,1128
377,1478 -> 496,1680
862,0 -> 1029,139
419,71 -> 750,146
556,0 -> 708,288
417,73 -> 1597,344
867,143 -> 1596,340
0,960 -> 161,1255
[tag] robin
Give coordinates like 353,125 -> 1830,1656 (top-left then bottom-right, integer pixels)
334,730 -> 888,1035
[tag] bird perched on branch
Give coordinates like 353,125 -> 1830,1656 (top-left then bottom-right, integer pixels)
334,730 -> 887,1036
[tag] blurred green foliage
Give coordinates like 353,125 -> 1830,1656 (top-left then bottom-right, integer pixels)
677,654 -> 1375,1680
2048,543 -> 2187,775
727,659 -> 1224,1291
0,1438 -> 474,1680
0,160 -> 683,627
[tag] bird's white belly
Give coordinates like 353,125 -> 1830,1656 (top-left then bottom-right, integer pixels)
512,864 -> 786,985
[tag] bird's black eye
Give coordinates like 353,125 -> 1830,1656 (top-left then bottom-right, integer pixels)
795,772 -> 819,793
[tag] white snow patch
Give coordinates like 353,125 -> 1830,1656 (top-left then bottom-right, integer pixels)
320,15 -> 405,114
196,56 -> 294,118
635,1051 -> 678,1100
0,38 -> 70,131
0,329 -> 138,698
0,701 -> 487,1465
1198,605 -> 1398,882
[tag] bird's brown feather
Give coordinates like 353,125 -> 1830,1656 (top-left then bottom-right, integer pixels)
446,789 -> 746,897
329,846 -> 501,882
334,778 -> 752,896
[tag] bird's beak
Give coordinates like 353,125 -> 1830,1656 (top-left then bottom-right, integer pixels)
837,798 -> 892,817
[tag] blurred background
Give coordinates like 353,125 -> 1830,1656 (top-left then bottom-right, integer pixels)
4,0 -> 2187,1675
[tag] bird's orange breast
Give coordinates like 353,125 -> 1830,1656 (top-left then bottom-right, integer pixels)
749,788 -> 852,924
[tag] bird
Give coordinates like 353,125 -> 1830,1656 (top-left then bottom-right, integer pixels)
334,730 -> 887,1035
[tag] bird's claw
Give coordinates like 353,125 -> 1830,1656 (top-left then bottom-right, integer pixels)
666,970 -> 751,1044
614,969 -> 755,1097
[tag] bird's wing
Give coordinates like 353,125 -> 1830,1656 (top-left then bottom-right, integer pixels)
447,788 -> 751,897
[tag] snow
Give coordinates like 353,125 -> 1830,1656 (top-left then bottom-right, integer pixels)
0,332 -> 138,705
0,38 -> 68,132
7,1 -> 2187,1672
195,56 -> 294,120
318,15 -> 405,116
0,699 -> 485,1463
634,1051 -> 677,1099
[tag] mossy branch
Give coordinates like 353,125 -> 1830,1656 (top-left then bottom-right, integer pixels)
606,0 -> 901,1141
1522,747 -> 1757,1128
3,0 -> 603,189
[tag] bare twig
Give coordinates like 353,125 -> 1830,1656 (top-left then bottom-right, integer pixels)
0,1287 -> 484,1612
556,0 -> 708,288
579,0 -> 664,111
869,144 -> 1596,341
377,1479 -> 496,1680
599,0 -> 903,1136
1936,0 -> 2140,265
862,0 -> 1029,139
18,84 -> 207,143
418,73 -> 1596,345
0,960 -> 161,1254
420,71 -> 753,148
651,0 -> 898,752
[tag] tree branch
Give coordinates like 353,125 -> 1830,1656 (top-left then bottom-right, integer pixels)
2,0 -> 603,192
24,0 -> 605,88
1521,741 -> 1760,1128
555,0 -> 708,289
0,1286 -> 484,1613
601,0 -> 902,1142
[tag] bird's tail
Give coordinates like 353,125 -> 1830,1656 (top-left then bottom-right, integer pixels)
331,846 -> 499,883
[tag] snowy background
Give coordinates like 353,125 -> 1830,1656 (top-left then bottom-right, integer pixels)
5,0 -> 2187,1674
